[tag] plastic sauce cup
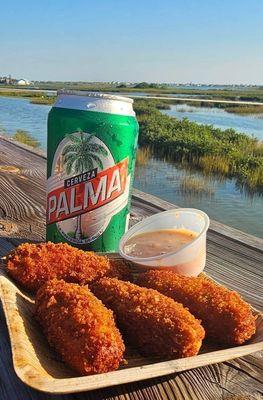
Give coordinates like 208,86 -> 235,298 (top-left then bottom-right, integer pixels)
119,208 -> 210,276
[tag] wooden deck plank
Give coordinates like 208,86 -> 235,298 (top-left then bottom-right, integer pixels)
0,137 -> 262,400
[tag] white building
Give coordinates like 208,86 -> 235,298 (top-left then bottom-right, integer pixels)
17,79 -> 31,86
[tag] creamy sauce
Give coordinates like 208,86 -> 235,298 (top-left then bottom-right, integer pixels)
124,229 -> 197,258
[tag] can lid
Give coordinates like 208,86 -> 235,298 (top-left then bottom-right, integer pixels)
57,90 -> 134,104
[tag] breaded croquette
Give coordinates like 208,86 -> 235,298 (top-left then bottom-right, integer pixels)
35,279 -> 125,375
7,242 -> 110,292
137,270 -> 256,345
92,277 -> 205,358
106,258 -> 133,282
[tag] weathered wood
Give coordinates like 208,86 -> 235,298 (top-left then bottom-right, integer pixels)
0,136 -> 46,242
0,137 -> 262,400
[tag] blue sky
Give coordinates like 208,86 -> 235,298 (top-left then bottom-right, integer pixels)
1,0 -> 263,83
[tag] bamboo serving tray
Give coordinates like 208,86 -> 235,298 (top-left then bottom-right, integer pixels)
0,254 -> 263,395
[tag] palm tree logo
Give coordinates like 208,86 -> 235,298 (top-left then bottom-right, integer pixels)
62,130 -> 108,240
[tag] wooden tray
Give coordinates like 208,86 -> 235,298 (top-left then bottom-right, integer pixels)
0,255 -> 263,395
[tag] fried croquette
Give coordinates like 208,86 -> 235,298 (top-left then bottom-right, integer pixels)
137,270 -> 256,345
92,277 -> 205,358
35,279 -> 125,375
106,258 -> 133,281
7,242 -> 110,292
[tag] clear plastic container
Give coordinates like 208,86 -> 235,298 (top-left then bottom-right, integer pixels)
119,208 -> 210,276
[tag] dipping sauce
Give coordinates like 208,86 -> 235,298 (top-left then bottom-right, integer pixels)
124,229 -> 197,258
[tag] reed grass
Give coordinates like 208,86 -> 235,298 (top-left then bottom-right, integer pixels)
134,99 -> 263,194
197,155 -> 230,175
224,105 -> 263,114
13,130 -> 40,148
136,147 -> 152,166
30,97 -> 55,105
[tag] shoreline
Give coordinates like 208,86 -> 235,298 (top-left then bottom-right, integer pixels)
135,99 -> 263,194
0,95 -> 262,193
1,89 -> 263,114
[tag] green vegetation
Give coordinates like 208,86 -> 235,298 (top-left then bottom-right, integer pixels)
0,89 -> 47,98
13,129 -> 40,148
29,83 -> 263,103
221,104 -> 263,114
133,82 -> 167,89
30,96 -> 55,105
0,89 -> 55,105
134,99 -> 263,193
1,84 -> 263,113
2,82 -> 263,102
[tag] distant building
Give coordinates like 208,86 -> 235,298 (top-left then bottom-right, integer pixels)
17,79 -> 31,86
6,75 -> 12,84
0,76 -> 10,84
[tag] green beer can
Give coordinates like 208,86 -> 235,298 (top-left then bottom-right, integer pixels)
47,91 -> 139,252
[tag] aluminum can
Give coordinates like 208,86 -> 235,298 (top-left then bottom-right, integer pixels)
47,91 -> 139,251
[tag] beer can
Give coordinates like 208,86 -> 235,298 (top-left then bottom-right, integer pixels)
46,91 -> 139,252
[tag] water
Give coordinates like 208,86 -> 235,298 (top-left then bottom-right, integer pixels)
0,96 -> 262,237
134,157 -> 263,238
169,85 -> 262,91
0,96 -> 51,149
163,104 -> 263,140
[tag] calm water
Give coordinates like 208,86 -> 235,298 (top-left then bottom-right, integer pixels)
163,104 -> 263,140
134,157 -> 263,238
0,96 -> 51,149
0,96 -> 262,237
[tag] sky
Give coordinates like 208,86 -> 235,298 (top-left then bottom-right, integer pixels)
1,0 -> 263,84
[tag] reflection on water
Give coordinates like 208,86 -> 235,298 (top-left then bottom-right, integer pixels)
163,104 -> 263,140
134,156 -> 263,238
178,175 -> 215,198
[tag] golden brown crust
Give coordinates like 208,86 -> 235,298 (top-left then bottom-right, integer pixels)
7,242 -> 110,292
92,277 -> 205,358
35,279 -> 125,375
106,258 -> 133,282
137,270 -> 256,345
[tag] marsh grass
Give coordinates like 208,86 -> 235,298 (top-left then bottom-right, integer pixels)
30,97 -> 55,105
136,147 -> 152,166
197,155 -> 230,175
1,84 -> 263,111
0,90 -> 47,98
9,82 -> 263,102
223,105 -> 263,114
134,99 -> 263,194
13,130 -> 40,148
